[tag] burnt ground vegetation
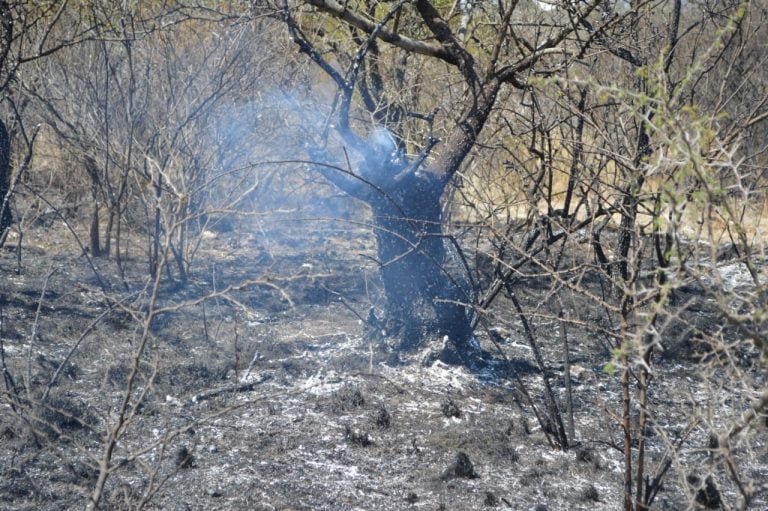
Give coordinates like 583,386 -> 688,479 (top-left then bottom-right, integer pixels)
1,200 -> 766,510
0,0 -> 767,509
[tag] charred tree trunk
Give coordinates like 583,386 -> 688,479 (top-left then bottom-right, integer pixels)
0,119 -> 12,242
84,156 -> 102,256
312,126 -> 492,363
368,168 -> 474,357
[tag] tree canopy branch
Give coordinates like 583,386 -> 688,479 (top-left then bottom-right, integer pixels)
305,0 -> 459,64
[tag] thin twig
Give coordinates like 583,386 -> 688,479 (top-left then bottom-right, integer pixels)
507,282 -> 569,449
26,262 -> 55,399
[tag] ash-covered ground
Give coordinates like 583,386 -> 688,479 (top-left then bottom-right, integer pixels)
1,215 -> 766,510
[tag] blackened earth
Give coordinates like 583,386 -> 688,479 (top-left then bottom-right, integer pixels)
0,216 -> 766,510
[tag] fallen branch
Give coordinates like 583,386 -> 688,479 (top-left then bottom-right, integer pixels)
188,373 -> 272,404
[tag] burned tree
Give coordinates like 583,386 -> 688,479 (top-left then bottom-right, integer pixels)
0,120 -> 10,239
281,0 -> 605,363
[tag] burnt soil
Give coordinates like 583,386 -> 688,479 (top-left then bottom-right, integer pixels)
0,213 -> 766,510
